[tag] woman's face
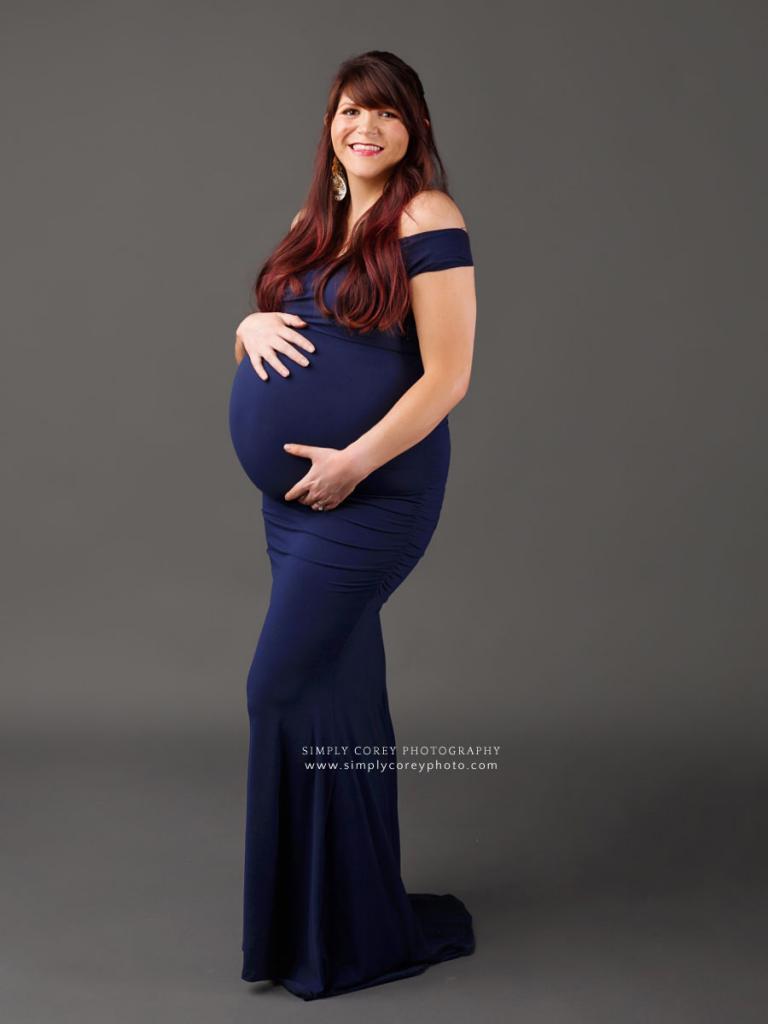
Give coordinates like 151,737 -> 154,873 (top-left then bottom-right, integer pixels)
330,91 -> 409,185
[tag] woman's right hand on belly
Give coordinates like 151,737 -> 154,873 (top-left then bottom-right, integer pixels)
234,312 -> 316,380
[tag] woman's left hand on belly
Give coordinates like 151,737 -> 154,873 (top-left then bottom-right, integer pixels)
282,443 -> 371,511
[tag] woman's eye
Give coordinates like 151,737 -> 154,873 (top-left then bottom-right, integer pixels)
341,108 -> 397,118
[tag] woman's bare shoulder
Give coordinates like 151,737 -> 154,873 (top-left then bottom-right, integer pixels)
398,190 -> 467,238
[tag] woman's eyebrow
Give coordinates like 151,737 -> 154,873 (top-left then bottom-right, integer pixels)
340,100 -> 395,109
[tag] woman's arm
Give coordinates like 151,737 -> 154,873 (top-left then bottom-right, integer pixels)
344,192 -> 476,478
283,191 -> 476,508
344,267 -> 475,478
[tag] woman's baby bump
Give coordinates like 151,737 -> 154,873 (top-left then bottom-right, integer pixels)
228,335 -> 423,500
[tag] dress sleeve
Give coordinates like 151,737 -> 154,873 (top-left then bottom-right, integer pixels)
400,227 -> 474,278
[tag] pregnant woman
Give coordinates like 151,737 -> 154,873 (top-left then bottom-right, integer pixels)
229,50 -> 477,1000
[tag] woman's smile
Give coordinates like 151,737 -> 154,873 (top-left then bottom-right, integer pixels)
348,143 -> 384,156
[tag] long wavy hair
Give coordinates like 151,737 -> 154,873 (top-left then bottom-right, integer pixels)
252,50 -> 452,334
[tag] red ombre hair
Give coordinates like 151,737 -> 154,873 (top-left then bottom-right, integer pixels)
252,51 -> 453,335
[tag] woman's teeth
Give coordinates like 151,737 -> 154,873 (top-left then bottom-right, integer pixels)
349,144 -> 382,155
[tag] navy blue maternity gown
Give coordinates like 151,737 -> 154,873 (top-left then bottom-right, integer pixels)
228,227 -> 475,1000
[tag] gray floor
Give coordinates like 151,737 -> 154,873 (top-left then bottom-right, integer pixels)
3,727 -> 766,1023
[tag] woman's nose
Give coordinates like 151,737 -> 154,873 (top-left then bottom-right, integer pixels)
358,112 -> 380,134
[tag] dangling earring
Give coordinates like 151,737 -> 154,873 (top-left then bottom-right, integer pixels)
331,155 -> 348,202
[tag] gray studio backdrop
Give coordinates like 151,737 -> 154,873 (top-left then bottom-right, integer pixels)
2,2 -> 767,1022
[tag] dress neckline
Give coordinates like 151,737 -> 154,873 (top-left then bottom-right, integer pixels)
334,227 -> 468,261
398,227 -> 469,243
